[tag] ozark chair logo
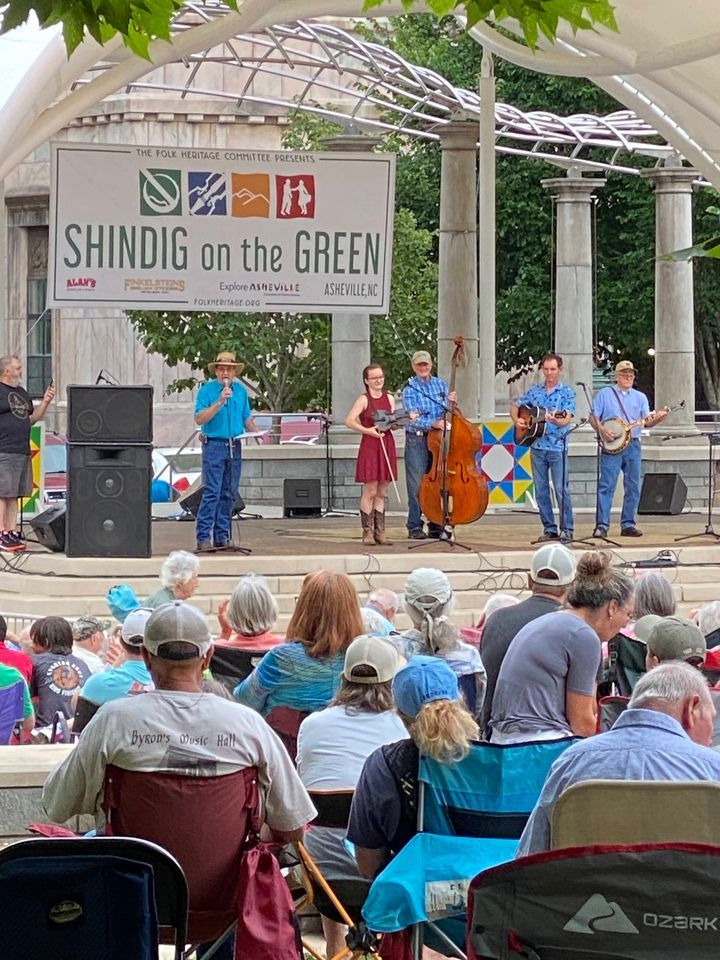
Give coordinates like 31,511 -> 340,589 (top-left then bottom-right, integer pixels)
564,894 -> 639,935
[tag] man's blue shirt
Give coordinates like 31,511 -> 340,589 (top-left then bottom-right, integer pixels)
516,382 -> 576,452
517,709 -> 720,856
593,385 -> 650,440
195,379 -> 252,438
402,375 -> 449,433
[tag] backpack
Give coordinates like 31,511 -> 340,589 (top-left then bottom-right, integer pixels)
107,584 -> 141,622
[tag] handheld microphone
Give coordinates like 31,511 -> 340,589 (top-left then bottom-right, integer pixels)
222,377 -> 230,389
576,381 -> 586,387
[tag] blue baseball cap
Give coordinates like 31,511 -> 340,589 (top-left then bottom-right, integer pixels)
392,655 -> 459,718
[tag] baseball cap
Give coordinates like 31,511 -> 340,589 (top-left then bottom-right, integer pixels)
343,634 -> 402,684
404,568 -> 453,611
121,607 -> 154,646
633,614 -> 663,643
411,350 -> 432,365
646,616 -> 707,665
72,616 -> 106,642
143,601 -> 212,660
615,360 -> 636,374
392,655 -> 459,718
530,544 -> 577,587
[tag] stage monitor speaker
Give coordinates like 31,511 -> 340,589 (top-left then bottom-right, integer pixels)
29,504 -> 66,552
283,478 -> 322,518
638,472 -> 688,515
66,445 -> 152,557
177,476 -> 245,518
67,385 -> 153,445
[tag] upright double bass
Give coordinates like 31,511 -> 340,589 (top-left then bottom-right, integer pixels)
418,337 -> 489,530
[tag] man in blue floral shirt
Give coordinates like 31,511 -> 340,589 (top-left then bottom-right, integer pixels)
511,352 -> 575,543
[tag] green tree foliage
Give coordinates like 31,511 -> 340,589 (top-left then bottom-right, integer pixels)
0,0 -> 615,58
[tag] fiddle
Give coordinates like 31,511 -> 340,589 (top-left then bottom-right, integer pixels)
418,336 -> 489,529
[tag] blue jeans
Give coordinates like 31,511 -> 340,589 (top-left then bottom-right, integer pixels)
404,432 -> 443,533
531,447 -> 573,535
196,438 -> 242,545
597,438 -> 642,530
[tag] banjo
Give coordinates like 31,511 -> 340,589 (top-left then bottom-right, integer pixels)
600,401 -> 685,454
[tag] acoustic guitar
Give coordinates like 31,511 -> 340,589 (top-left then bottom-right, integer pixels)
514,404 -> 568,447
600,401 -> 685,454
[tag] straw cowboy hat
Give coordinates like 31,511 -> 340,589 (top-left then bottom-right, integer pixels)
208,351 -> 245,375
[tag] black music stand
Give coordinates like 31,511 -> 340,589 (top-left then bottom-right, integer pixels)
674,432 -> 720,543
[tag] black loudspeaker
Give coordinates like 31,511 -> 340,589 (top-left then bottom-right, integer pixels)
177,476 -> 245,518
638,473 -> 688,515
66,445 -> 152,557
283,478 -> 322,517
67,385 -> 153,444
29,504 -> 66,552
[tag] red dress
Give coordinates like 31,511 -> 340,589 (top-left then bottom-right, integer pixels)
355,392 -> 398,483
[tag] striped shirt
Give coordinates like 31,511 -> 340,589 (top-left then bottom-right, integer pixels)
402,375 -> 449,433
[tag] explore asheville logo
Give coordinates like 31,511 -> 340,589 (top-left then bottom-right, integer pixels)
139,169 -> 316,219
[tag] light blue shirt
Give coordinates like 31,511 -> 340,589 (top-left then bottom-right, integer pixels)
517,709 -> 720,856
81,659 -> 153,706
234,642 -> 345,716
402,375 -> 449,433
593,385 -> 650,440
516,381 -> 576,451
195,379 -> 252,439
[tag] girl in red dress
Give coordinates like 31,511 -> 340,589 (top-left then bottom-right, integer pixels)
345,364 -> 398,546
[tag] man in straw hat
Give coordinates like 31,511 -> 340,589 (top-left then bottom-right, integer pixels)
588,359 -> 668,539
194,350 -> 258,552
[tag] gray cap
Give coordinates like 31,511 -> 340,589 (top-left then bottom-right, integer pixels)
633,614 -> 663,644
404,568 -> 452,612
143,601 -> 212,660
121,607 -> 154,646
530,544 -> 577,587
343,634 -> 402,684
411,350 -> 432,365
646,616 -> 707,665
72,616 -> 106,642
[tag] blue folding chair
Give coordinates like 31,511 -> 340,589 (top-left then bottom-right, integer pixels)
362,737 -> 577,959
0,836 -> 188,959
0,676 -> 26,743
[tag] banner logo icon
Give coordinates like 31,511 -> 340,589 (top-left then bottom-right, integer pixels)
188,172 -> 227,216
231,173 -> 271,218
139,169 -> 182,216
276,175 -> 315,218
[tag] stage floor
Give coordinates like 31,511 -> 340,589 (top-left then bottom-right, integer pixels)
136,509 -> 720,558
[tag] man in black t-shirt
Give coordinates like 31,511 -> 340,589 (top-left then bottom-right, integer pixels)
0,354 -> 54,552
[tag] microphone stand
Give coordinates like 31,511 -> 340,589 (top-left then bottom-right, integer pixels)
573,382 -> 620,549
672,431 -> 720,542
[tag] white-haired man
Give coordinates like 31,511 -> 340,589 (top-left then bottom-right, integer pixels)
518,662 -> 720,856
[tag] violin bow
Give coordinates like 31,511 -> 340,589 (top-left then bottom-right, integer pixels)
379,432 -> 402,505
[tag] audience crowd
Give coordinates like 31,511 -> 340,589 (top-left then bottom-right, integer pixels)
4,543 -> 720,959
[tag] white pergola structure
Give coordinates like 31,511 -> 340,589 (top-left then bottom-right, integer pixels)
1,1 -> 719,423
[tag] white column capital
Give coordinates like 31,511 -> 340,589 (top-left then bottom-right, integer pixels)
319,133 -> 383,153
541,175 -> 606,200
641,166 -> 698,195
437,120 -> 479,152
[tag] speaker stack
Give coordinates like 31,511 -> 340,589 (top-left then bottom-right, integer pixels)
64,385 -> 154,557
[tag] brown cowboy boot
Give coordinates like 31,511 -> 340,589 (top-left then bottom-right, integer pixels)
360,510 -> 375,546
373,509 -> 393,545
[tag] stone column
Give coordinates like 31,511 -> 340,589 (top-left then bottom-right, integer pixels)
642,161 -> 697,428
477,53 -> 496,421
322,132 -> 382,434
0,179 -> 6,357
438,120 -> 478,416
541,171 -> 605,421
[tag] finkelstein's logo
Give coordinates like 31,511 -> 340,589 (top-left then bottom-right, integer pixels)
564,894 -> 639,935
139,168 -> 182,216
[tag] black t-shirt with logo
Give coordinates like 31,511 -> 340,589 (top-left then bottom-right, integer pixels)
0,382 -> 34,454
31,652 -> 91,726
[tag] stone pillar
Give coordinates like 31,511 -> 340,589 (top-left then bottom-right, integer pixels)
322,132 -> 382,433
477,53 -> 496,421
642,161 -> 697,428
438,120 -> 478,416
0,179 -> 7,357
541,171 -> 605,421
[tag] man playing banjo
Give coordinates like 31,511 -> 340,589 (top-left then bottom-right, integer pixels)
588,359 -> 668,538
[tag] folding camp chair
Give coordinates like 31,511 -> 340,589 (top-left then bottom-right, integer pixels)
210,646 -> 263,696
468,842 -> 720,959
103,763 -> 259,958
0,676 -> 26,743
362,737 -> 577,959
0,835 -> 187,960
266,706 -> 310,762
595,694 -> 629,732
293,790 -> 377,960
551,779 -> 720,848
72,694 -> 101,735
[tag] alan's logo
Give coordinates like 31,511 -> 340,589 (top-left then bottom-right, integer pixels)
66,277 -> 96,289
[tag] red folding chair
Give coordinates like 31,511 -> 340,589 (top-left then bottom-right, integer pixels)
103,764 -> 259,952
266,707 -> 310,762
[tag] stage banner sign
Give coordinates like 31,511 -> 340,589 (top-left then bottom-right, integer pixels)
48,143 -> 395,315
